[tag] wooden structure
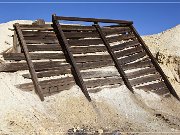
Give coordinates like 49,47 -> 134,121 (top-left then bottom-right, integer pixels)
1,16 -> 179,101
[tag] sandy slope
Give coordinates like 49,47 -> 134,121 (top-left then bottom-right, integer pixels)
0,21 -> 180,134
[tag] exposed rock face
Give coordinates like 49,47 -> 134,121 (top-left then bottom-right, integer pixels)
143,25 -> 180,95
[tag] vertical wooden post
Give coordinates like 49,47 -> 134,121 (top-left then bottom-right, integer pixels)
14,23 -> 44,101
129,25 -> 179,100
52,14 -> 91,102
94,23 -> 134,93
13,30 -> 21,53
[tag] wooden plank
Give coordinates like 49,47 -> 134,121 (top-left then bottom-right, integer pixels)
23,69 -> 119,79
3,52 -> 111,62
102,27 -> 132,35
152,87 -> 170,96
126,67 -> 157,79
85,77 -> 123,88
115,46 -> 143,58
118,51 -> 147,65
129,25 -> 179,100
107,34 -> 135,43
53,14 -> 91,102
0,61 -> 70,72
55,15 -> 133,24
27,44 -> 106,53
22,69 -> 71,79
111,40 -> 140,51
123,58 -> 152,71
25,38 -> 59,44
135,81 -> 167,91
64,31 -> 99,39
68,38 -> 103,46
94,24 -> 134,92
17,77 -> 75,93
22,31 -> 56,37
14,23 -> 44,101
3,53 -> 65,60
130,74 -> 162,86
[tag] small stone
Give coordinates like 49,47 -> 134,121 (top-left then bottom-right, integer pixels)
98,129 -> 103,134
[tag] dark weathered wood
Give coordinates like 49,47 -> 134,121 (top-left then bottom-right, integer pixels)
0,59 -> 113,72
118,51 -> 147,65
68,38 -> 103,46
126,67 -> 157,79
81,70 -> 119,79
14,23 -> 44,101
130,74 -> 162,86
52,14 -> 91,101
55,15 -> 133,24
3,53 -> 65,60
94,23 -> 134,92
17,77 -> 75,93
85,77 -> 123,88
115,46 -> 143,58
22,69 -> 71,79
27,44 -> 107,53
25,38 -> 59,44
152,87 -> 170,96
135,81 -> 167,91
129,25 -> 179,100
61,25 -> 96,31
123,58 -> 153,70
107,34 -> 135,43
111,40 -> 140,51
0,61 -> 69,72
102,27 -> 132,35
22,31 -> 56,37
64,31 -> 99,39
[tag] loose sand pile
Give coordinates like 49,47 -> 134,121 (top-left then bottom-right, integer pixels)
0,21 -> 180,134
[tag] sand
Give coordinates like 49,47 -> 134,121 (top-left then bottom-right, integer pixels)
0,21 -> 180,134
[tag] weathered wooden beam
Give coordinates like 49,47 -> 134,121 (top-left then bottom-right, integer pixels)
52,14 -> 91,101
94,23 -> 134,93
129,25 -> 180,100
14,23 -> 44,101
54,15 -> 133,24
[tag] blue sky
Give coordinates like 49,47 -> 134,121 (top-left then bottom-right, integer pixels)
0,0 -> 180,35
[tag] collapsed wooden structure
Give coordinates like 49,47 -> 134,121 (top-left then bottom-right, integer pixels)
1,15 -> 179,101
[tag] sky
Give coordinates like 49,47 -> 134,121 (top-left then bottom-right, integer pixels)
0,0 -> 180,35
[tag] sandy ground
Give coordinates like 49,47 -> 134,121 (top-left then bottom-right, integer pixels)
0,21 -> 180,134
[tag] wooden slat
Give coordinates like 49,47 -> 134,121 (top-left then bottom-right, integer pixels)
3,53 -> 65,60
107,34 -> 135,43
126,67 -> 157,79
3,53 -> 111,62
0,61 -> 70,72
22,69 -> 71,79
118,51 -> 147,65
152,87 -> 170,96
123,58 -> 153,70
25,38 -> 59,44
17,77 -> 75,93
22,31 -> 55,37
64,31 -> 99,39
115,46 -> 143,58
130,74 -> 162,86
68,38 -> 103,46
85,77 -> 123,88
19,24 -> 53,30
111,40 -> 140,51
27,44 -> 107,53
135,81 -> 167,91
102,27 -> 132,35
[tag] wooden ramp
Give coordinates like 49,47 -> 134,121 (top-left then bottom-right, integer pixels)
1,16 -> 179,101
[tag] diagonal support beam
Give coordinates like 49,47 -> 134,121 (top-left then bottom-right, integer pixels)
129,25 -> 179,100
14,23 -> 44,101
52,14 -> 91,102
94,23 -> 134,93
